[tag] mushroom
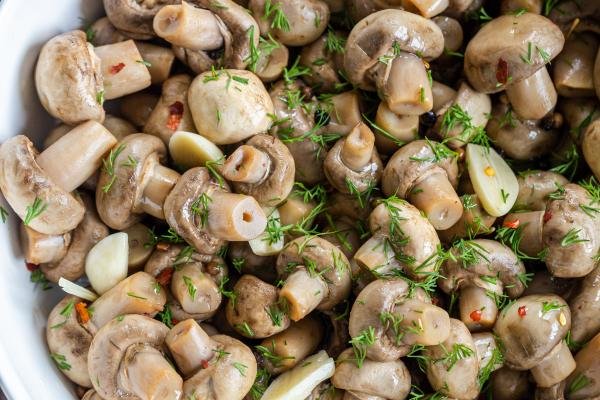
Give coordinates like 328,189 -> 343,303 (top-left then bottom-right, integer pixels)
226,274 -> 291,339
323,216 -> 362,261
433,15 -> 464,59
596,46 -> 600,100
423,319 -> 479,399
306,381 -> 343,400
381,139 -> 462,230
81,390 -> 103,400
553,32 -> 599,97
439,239 -> 526,331
513,170 -> 568,211
276,236 -> 351,321
472,332 -> 503,376
188,69 -> 274,145
123,223 -> 155,270
373,102 -> 419,155
464,13 -> 565,120
320,91 -> 363,137
228,242 -> 277,283
438,194 -> 496,242
583,119 -> 600,180
120,91 -> 160,128
103,0 -> 179,39
500,0 -> 542,14
88,17 -> 129,47
0,121 -> 116,235
144,74 -> 197,144
564,331 -> 600,400
321,308 -> 351,359
222,134 -> 295,207
344,10 -> 444,115
354,197 -> 443,280
502,183 -> 600,277
46,295 -> 93,387
249,0 -> 330,47
165,319 -> 215,376
331,348 -> 411,400
299,31 -> 345,93
491,368 -> 531,400
135,41 -> 176,85
348,279 -> 451,362
102,115 -> 137,141
40,193 -> 109,283
323,123 -> 382,196
163,167 -> 267,254
494,294 -> 575,388
523,269 -> 575,298
35,31 -> 105,125
88,314 -> 183,399
445,0 -> 483,17
535,381 -> 567,400
20,224 -> 71,266
172,45 -> 217,75
96,133 -> 180,229
559,97 -> 599,144
568,266 -> 600,344
258,316 -> 323,375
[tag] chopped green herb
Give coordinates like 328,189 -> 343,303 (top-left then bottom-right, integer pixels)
568,373 -> 590,395
182,276 -> 197,300
191,193 -> 212,228
324,28 -> 346,54
349,326 -> 376,368
101,144 -> 126,193
263,0 -> 290,31
233,361 -> 248,376
434,343 -> 474,371
30,269 -> 51,290
256,342 -> 294,367
0,206 -> 8,223
23,197 -> 47,225
50,353 -> 71,371
136,59 -> 152,67
156,304 -> 173,328
541,300 -> 565,315
235,322 -> 255,337
283,57 -> 311,84
550,144 -> 579,180
96,90 -> 105,106
560,228 -> 589,247
126,292 -> 147,300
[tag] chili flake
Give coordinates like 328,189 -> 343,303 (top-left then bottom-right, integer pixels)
109,62 -> 126,74
496,58 -> 509,85
518,305 -> 527,317
166,101 -> 184,131
543,211 -> 552,223
503,219 -> 520,229
156,267 -> 174,286
75,302 -> 90,324
470,310 -> 482,322
156,242 -> 170,251
26,262 -> 39,272
201,359 -> 210,369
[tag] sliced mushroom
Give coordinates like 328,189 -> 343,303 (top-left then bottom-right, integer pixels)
583,119 -> 600,180
564,331 -> 600,400
553,32 -> 599,97
491,367 -> 531,400
514,170 -> 568,211
103,0 -> 179,40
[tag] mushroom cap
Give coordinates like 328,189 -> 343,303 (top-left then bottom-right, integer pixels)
0,135 -> 85,235
228,242 -> 277,282
35,30 -> 105,125
226,274 -> 291,339
46,295 -> 93,387
569,266 -> 600,344
172,263 -> 223,319
439,239 -> 526,298
163,167 -> 226,254
96,134 -> 166,230
464,13 -> 565,93
276,236 -> 352,311
543,183 -> 600,277
494,294 -> 570,370
381,139 -> 459,198
188,69 -> 274,145
344,9 -> 444,90
231,134 -> 295,207
299,32 -> 344,93
332,348 -> 411,400
565,331 -> 600,400
103,0 -> 178,39
514,170 -> 568,211
172,45 -> 217,75
583,119 -> 600,180
491,367 -> 531,400
81,390 -> 103,400
88,314 -> 177,399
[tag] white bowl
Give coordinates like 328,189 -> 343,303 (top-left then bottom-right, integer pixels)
0,1 -> 102,398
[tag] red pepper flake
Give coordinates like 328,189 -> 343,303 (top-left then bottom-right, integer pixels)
166,101 -> 184,131
109,62 -> 126,74
431,296 -> 441,306
25,262 -> 39,272
503,219 -> 520,229
496,58 -> 509,85
156,267 -> 174,286
470,310 -> 482,322
156,242 -> 170,251
518,305 -> 527,318
543,211 -> 552,223
200,359 -> 210,369
171,318 -> 180,325
75,302 -> 91,324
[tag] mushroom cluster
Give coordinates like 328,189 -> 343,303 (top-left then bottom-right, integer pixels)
1,1 -> 600,399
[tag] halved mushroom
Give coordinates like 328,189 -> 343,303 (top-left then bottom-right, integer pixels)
513,170 -> 568,211
276,236 -> 351,321
438,194 -> 496,242
88,314 -> 183,399
299,31 -> 345,93
0,121 -> 116,235
103,0 -> 179,39
381,140 -> 462,230
222,134 -> 295,207
495,294 -> 575,387
47,295 -> 93,387
553,32 -> 599,97
188,69 -> 274,145
332,348 -> 411,399
569,266 -> 600,344
564,331 -> 600,400
348,279 -> 451,362
491,367 -> 531,400
583,119 -> 600,180
440,239 -> 526,331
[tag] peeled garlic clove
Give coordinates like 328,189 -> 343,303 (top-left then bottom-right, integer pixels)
85,232 -> 129,295
249,208 -> 284,256
261,350 -> 335,400
169,131 -> 223,169
58,277 -> 98,302
466,143 -> 519,217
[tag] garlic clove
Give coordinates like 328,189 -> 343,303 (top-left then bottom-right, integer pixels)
85,232 -> 129,295
168,131 -> 223,170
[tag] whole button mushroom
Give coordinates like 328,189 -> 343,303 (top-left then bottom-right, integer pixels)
348,279 -> 451,362
513,170 -> 568,211
564,331 -> 600,400
251,39 -> 289,83
494,294 -> 575,388
583,119 -> 600,180
20,223 -> 71,266
464,13 -> 565,120
323,123 -> 383,196
438,194 -> 496,243
88,314 -> 183,400
188,69 -> 274,145
491,367 -> 531,400
331,348 -> 411,400
568,266 -> 600,344
500,0 -> 543,14
0,121 -> 116,235
320,91 -> 363,137
439,239 -> 526,331
103,0 -> 179,39
221,134 -> 295,207
344,10 -> 444,116
166,320 -> 257,400
553,32 -> 599,98
276,236 -> 351,321
299,31 -> 345,93
81,390 -> 102,400
381,140 -> 462,230
472,332 -> 504,377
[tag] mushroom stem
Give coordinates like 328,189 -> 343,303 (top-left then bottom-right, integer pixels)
504,211 -> 544,256
393,299 -> 451,346
118,344 -> 183,399
153,2 -> 224,52
408,170 -> 463,230
279,267 -> 328,321
20,224 -> 70,265
354,235 -> 397,274
166,319 -> 214,377
206,190 -> 267,241
401,0 -> 449,18
340,123 -> 376,171
506,67 -> 557,120
459,285 -> 499,331
530,340 -> 576,387
140,163 -> 181,219
221,145 -> 271,184
36,121 -> 117,193
278,195 -> 316,227
374,102 -> 419,154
